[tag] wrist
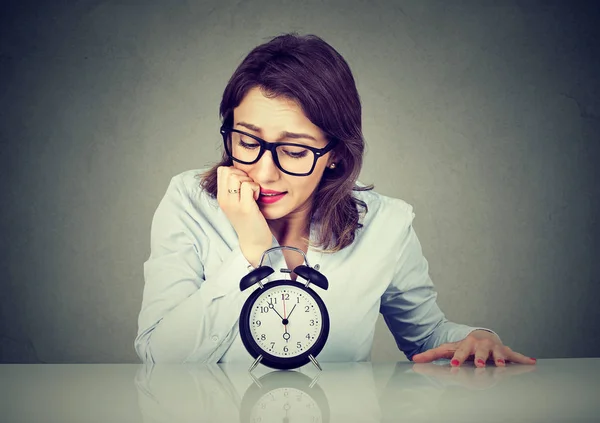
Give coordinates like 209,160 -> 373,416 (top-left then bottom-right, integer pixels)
239,242 -> 271,268
469,329 -> 501,342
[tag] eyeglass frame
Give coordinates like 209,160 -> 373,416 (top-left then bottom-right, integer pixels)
220,126 -> 338,176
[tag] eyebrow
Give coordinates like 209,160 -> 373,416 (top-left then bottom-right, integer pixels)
236,121 -> 318,143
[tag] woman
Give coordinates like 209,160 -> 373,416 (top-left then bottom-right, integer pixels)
135,33 -> 536,367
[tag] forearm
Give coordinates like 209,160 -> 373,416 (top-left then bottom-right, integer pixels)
137,286 -> 246,363
135,246 -> 253,364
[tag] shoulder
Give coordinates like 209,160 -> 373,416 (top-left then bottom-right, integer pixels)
162,168 -> 221,216
168,168 -> 215,198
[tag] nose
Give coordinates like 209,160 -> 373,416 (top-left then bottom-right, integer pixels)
251,148 -> 281,182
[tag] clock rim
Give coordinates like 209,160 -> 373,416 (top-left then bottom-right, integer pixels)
239,279 -> 330,370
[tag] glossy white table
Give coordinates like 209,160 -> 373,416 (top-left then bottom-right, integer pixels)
1,358 -> 598,422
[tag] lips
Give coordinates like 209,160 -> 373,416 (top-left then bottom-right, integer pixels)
258,189 -> 287,204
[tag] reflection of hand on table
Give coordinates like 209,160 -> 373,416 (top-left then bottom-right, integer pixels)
411,359 -> 537,390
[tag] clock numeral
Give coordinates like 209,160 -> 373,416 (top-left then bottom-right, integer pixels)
306,333 -> 311,340
260,306 -> 269,313
283,346 -> 288,353
270,342 -> 275,349
260,334 -> 266,341
297,296 -> 300,303
309,319 -> 315,326
255,320 -> 261,327
282,293 -> 290,300
296,342 -> 302,349
305,305 -> 310,312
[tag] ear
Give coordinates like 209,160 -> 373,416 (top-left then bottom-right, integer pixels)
326,153 -> 336,168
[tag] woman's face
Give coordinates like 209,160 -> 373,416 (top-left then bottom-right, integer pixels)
232,86 -> 334,222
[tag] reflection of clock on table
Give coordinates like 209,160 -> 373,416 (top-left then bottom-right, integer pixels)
239,246 -> 330,371
240,370 -> 330,423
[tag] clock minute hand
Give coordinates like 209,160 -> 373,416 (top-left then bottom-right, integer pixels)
268,302 -> 285,320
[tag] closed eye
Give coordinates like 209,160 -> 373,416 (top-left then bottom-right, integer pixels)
239,139 -> 260,149
283,149 -> 309,159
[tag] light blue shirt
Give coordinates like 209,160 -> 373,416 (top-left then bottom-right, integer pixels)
134,169 -> 497,364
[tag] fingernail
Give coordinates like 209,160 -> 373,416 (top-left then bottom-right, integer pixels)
477,359 -> 485,366
451,359 -> 460,366
497,359 -> 505,365
530,357 -> 537,362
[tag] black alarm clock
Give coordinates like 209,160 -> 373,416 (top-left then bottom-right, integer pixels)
239,246 -> 330,371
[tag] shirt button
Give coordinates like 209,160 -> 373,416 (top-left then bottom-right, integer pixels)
211,335 -> 219,342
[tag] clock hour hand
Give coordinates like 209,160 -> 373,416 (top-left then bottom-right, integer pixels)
286,304 -> 298,320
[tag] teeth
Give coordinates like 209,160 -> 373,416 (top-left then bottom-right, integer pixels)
262,193 -> 281,197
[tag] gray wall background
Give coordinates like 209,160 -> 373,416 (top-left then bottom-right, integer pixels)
1,0 -> 598,363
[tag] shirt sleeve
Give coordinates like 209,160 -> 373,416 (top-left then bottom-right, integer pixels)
379,204 -> 500,361
134,175 -> 253,364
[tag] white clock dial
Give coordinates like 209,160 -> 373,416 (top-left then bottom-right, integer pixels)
249,286 -> 323,358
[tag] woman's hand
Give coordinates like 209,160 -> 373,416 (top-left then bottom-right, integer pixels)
411,330 -> 537,367
217,166 -> 273,267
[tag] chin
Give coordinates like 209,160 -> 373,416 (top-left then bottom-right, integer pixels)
260,209 -> 289,221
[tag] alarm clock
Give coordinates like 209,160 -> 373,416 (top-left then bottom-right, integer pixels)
239,246 -> 330,371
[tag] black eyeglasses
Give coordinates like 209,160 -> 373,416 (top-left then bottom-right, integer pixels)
220,126 -> 337,176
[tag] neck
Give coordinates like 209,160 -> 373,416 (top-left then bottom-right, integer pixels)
268,205 -> 312,246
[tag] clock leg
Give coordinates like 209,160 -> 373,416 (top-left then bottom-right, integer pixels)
248,354 -> 263,373
308,354 -> 322,371
248,371 -> 263,388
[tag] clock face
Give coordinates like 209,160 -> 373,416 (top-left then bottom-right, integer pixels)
239,279 -> 329,369
248,285 -> 323,358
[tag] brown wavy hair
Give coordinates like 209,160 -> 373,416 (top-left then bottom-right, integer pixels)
198,33 -> 374,253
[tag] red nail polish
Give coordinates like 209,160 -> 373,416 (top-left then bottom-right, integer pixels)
497,359 -> 505,364
530,357 -> 537,362
477,359 -> 485,365
451,359 -> 460,366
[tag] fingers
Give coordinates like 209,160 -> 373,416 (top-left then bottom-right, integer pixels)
450,340 -> 536,368
491,344 -> 507,367
504,347 -> 537,365
471,337 -> 496,368
217,166 -> 254,202
412,343 -> 457,363
451,337 -> 475,367
240,180 -> 261,205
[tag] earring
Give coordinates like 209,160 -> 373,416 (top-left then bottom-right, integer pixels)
329,163 -> 336,169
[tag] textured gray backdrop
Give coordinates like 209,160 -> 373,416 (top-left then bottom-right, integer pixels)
1,0 -> 599,363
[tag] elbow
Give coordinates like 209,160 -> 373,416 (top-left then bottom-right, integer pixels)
134,325 -> 198,364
